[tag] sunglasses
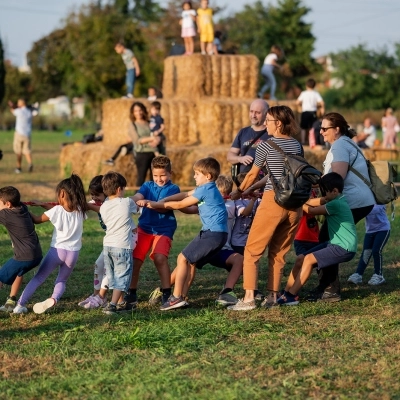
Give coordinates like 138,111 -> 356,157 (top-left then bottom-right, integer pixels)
320,126 -> 335,133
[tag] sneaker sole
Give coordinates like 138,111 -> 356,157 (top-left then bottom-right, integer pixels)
160,300 -> 187,311
368,280 -> 385,286
0,305 -> 15,313
216,300 -> 238,306
33,299 -> 55,314
279,301 -> 299,306
318,296 -> 341,303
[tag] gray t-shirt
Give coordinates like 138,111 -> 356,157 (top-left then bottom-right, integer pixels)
121,49 -> 135,70
323,136 -> 376,209
12,107 -> 33,137
0,204 -> 42,261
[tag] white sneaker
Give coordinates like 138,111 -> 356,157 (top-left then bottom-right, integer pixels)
13,304 -> 28,314
83,294 -> 107,309
348,273 -> 363,285
227,299 -> 256,311
368,274 -> 386,286
33,298 -> 56,314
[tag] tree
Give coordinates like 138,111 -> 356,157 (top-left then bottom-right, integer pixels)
0,37 -> 5,105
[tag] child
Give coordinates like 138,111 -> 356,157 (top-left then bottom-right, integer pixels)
0,186 -> 43,312
197,0 -> 214,55
258,45 -> 283,101
13,174 -> 88,314
114,42 -> 140,98
296,78 -> 325,145
100,172 -> 137,314
78,176 -> 108,309
277,172 -> 357,306
180,1 -> 196,55
149,101 -> 166,156
348,204 -> 390,286
123,156 -> 181,308
147,157 -> 228,310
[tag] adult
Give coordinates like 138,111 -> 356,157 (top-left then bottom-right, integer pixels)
382,107 -> 399,149
353,118 -> 376,149
8,99 -> 37,174
128,102 -> 160,187
227,99 -> 271,176
308,112 -> 375,302
229,105 -> 303,311
258,45 -> 283,101
114,42 -> 140,99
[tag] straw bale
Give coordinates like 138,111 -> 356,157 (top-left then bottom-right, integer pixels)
230,56 -> 240,99
220,56 -> 231,97
211,55 -> 222,96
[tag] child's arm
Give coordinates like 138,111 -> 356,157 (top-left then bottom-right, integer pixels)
30,212 -> 50,224
302,203 -> 327,216
87,203 -> 101,213
242,175 -> 269,196
28,201 -> 56,211
240,198 -> 256,217
150,195 -> 198,210
160,191 -> 193,203
179,205 -> 199,214
154,123 -> 165,136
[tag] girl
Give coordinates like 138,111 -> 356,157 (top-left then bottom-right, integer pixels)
258,45 -> 283,101
13,174 -> 88,314
180,1 -> 196,55
197,0 -> 214,55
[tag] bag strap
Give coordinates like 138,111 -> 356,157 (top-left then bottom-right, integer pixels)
241,129 -> 266,157
344,138 -> 372,188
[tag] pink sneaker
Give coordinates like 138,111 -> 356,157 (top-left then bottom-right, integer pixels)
83,294 -> 107,309
78,294 -> 95,307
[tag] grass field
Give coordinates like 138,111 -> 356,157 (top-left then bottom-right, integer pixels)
0,130 -> 400,399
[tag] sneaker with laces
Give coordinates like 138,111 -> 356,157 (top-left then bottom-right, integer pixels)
227,299 -> 256,311
160,295 -> 187,311
13,304 -> 28,314
277,292 -> 299,306
15,168 -> 21,174
116,301 -> 136,313
305,286 -> 324,302
148,288 -> 163,305
254,290 -> 265,301
0,297 -> 16,312
368,274 -> 385,286
348,273 -> 363,285
103,159 -> 115,166
103,303 -> 118,314
78,294 -> 95,307
319,291 -> 341,303
216,291 -> 238,306
33,298 -> 56,314
83,294 -> 107,309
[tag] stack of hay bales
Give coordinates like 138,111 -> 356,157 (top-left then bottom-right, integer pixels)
60,54 -> 299,186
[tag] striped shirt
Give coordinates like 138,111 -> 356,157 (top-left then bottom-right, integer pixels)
254,137 -> 304,192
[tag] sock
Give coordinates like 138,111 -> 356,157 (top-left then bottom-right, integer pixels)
162,288 -> 171,298
287,291 -> 297,297
9,296 -> 17,301
221,287 -> 233,295
110,302 -> 116,306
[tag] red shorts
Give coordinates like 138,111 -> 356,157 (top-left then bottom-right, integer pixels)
133,227 -> 172,261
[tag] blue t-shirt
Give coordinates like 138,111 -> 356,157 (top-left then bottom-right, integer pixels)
192,182 -> 228,233
138,181 -> 180,239
149,114 -> 164,133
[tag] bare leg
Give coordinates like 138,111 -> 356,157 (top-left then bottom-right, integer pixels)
153,253 -> 171,289
290,253 -> 317,294
129,258 -> 143,289
200,41 -> 206,54
285,255 -> 304,291
224,253 -> 243,290
172,253 -> 190,297
9,276 -> 23,297
111,289 -> 123,304
182,264 -> 196,297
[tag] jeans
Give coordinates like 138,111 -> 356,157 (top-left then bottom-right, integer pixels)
356,230 -> 390,276
260,64 -> 276,100
126,68 -> 136,95
103,246 -> 133,292
0,256 -> 43,285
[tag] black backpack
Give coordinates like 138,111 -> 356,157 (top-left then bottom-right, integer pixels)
264,140 -> 322,210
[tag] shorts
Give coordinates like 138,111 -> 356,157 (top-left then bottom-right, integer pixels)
0,256 -> 43,285
13,133 -> 31,155
103,246 -> 133,292
293,240 -> 320,256
231,245 -> 245,256
133,227 -> 172,262
200,28 -> 214,43
182,27 -> 196,38
182,230 -> 228,269
300,111 -> 317,130
206,249 -> 237,271
310,242 -> 356,269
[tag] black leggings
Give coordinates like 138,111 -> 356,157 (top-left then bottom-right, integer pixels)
317,204 -> 374,293
135,152 -> 155,187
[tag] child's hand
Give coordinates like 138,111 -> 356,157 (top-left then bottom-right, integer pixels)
147,201 -> 164,209
136,199 -> 149,208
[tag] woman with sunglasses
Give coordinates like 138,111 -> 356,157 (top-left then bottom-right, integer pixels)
228,105 -> 303,311
309,112 -> 375,302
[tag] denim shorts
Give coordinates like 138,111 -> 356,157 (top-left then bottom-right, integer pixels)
182,230 -> 228,269
103,247 -> 133,292
310,242 -> 356,269
0,256 -> 43,285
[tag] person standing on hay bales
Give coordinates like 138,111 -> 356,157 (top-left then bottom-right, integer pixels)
197,0 -> 214,55
180,1 -> 196,55
114,42 -> 140,99
128,102 -> 160,188
227,99 -> 271,182
258,45 -> 283,101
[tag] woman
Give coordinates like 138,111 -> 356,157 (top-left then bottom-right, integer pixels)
229,105 -> 303,311
128,102 -> 159,187
309,112 -> 375,302
382,107 -> 399,149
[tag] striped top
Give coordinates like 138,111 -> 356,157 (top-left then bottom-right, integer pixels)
254,137 -> 304,192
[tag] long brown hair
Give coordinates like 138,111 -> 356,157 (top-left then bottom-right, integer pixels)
129,102 -> 148,123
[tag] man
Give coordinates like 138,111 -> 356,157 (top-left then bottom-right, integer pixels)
8,99 -> 37,174
353,118 -> 376,149
114,42 -> 141,98
227,99 -> 271,174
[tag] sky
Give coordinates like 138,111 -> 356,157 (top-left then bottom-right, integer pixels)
0,0 -> 399,66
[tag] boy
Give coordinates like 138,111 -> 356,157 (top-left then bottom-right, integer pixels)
122,156 -> 182,308
296,78 -> 324,145
149,101 -> 166,156
114,42 -> 140,98
277,173 -> 357,305
100,172 -> 137,314
147,157 -> 228,310
0,186 -> 43,312
197,0 -> 214,55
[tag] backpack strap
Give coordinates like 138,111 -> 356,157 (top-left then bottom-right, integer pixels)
344,138 -> 372,188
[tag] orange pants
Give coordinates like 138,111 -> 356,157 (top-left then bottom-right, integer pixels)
243,190 -> 301,292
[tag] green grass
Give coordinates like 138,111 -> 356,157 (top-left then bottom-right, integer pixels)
1,130 -> 400,399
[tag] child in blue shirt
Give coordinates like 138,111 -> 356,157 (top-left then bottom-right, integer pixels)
147,157 -> 228,310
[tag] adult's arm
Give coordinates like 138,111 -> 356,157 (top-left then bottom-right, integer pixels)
133,56 -> 140,77
230,164 -> 261,200
227,147 -> 253,166
330,161 -> 349,180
